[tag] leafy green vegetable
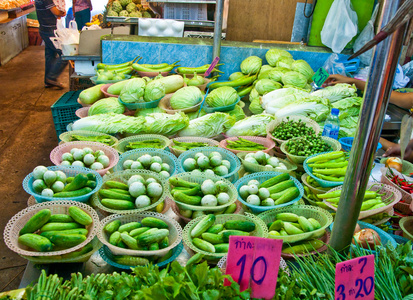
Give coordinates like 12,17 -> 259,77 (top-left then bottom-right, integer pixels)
267,67 -> 290,82
249,97 -> 264,114
249,88 -> 259,100
311,83 -> 357,103
134,106 -> 165,117
332,96 -> 363,118
255,79 -> 282,95
265,48 -> 292,67
262,87 -> 309,113
226,114 -> 275,137
143,79 -> 165,102
226,104 -> 246,121
88,97 -> 125,116
72,113 -> 145,134
178,112 -> 235,138
274,97 -> 331,122
240,56 -> 262,75
276,56 -> 294,69
292,59 -> 315,81
119,78 -> 146,103
281,71 -> 308,89
143,112 -> 189,136
205,86 -> 238,107
185,109 -> 207,120
170,86 -> 203,110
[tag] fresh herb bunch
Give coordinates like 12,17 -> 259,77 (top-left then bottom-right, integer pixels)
285,134 -> 331,156
272,117 -> 316,140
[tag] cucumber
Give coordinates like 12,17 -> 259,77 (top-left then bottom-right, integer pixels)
141,217 -> 168,229
48,214 -> 74,223
53,187 -> 92,198
120,233 -> 139,250
192,238 -> 215,253
280,229 -> 288,236
269,220 -> 284,231
85,180 -> 97,189
206,224 -> 224,234
104,220 -> 121,234
159,237 -> 169,249
186,253 -> 205,267
214,243 -> 230,253
107,188 -> 130,195
40,222 -> 82,232
40,228 -> 88,239
308,218 -> 321,230
224,220 -> 256,232
114,255 -> 150,266
223,203 -> 237,214
283,222 -> 304,235
282,239 -> 324,254
79,84 -> 105,105
290,223 -> 303,230
62,173 -> 89,192
259,173 -> 290,188
118,222 -> 142,233
174,192 -> 202,205
48,234 -> 87,248
297,216 -> 314,232
149,243 -> 159,251
18,233 -> 53,252
86,173 -> 96,181
105,181 -> 129,190
61,242 -> 94,258
101,199 -> 135,210
107,80 -> 129,95
137,229 -> 169,245
109,231 -> 121,245
129,227 -> 151,238
219,230 -> 250,242
99,189 -> 134,201
117,240 -> 127,248
169,177 -> 199,188
191,214 -> 215,238
66,177 -> 74,183
201,232 -> 224,244
20,209 -> 51,235
172,186 -> 201,197
276,213 -> 299,222
267,180 -> 295,194
273,187 -> 299,205
68,206 -> 93,226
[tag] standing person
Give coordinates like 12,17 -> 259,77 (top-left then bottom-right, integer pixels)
72,0 -> 92,30
35,0 -> 68,89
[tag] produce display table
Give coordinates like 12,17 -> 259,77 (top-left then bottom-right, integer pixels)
0,14 -> 29,65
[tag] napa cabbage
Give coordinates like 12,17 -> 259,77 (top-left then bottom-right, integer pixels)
226,114 -> 275,137
178,112 -> 235,138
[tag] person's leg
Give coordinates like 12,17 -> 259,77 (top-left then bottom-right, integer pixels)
74,8 -> 91,30
39,30 -> 56,85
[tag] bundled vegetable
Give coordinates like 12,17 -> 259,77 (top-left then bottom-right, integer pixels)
88,97 -> 125,116
18,206 -> 92,252
239,173 -> 299,207
60,147 -> 110,171
271,117 -> 316,140
121,154 -> 171,179
307,151 -> 348,182
284,134 -> 332,157
225,137 -> 266,151
182,151 -> 232,177
241,151 -> 288,171
124,139 -> 166,151
68,134 -> 116,146
171,140 -> 217,151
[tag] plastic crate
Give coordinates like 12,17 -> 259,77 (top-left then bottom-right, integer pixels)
51,90 -> 82,139
163,3 -> 208,21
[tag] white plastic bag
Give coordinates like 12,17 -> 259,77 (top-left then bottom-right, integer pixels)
322,54 -> 346,76
393,64 -> 410,89
353,4 -> 379,65
321,0 -> 358,53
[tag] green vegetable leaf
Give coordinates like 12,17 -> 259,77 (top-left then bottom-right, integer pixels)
202,290 -> 220,300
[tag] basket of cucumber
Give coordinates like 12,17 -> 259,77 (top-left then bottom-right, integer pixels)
169,137 -> 220,157
234,172 -> 304,214
116,134 -> 171,154
182,213 -> 267,260
22,165 -> 103,203
167,173 -> 238,212
114,148 -> 179,178
4,200 -> 100,257
97,212 -> 183,256
237,152 -> 297,174
258,205 -> 333,244
99,242 -> 184,270
91,170 -> 167,215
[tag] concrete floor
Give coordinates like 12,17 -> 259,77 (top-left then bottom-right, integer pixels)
0,46 -> 69,292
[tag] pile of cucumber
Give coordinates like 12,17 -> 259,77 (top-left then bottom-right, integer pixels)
31,166 -> 97,198
169,176 -> 232,207
242,151 -> 288,171
60,147 -> 110,171
98,175 -> 163,210
189,214 -> 256,254
104,217 -> 170,252
239,173 -> 299,207
18,207 -> 92,252
177,202 -> 237,220
182,151 -> 232,177
122,154 -> 171,179
266,212 -> 325,254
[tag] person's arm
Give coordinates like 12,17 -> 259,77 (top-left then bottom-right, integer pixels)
388,92 -> 413,110
51,6 -> 66,17
72,0 -> 76,14
86,0 -> 92,11
383,139 -> 413,163
323,74 -> 366,90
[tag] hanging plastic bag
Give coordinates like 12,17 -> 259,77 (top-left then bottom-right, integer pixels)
321,0 -> 358,53
393,64 -> 410,89
322,54 -> 346,76
353,4 -> 379,66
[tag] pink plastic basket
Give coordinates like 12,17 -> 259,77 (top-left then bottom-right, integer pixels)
219,136 -> 275,154
50,141 -> 119,176
101,83 -> 119,98
75,107 -> 89,118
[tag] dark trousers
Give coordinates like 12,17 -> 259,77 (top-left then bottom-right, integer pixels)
74,8 -> 91,31
39,29 -> 68,84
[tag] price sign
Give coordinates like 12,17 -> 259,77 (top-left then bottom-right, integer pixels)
335,255 -> 375,300
225,236 -> 282,300
312,67 -> 329,87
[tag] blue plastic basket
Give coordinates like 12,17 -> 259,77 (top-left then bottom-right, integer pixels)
99,242 -> 184,270
114,148 -> 180,177
22,166 -> 103,203
303,151 -> 345,188
339,137 -> 382,152
234,171 -> 304,214
388,234 -> 410,245
202,96 -> 241,113
177,147 -> 241,182
118,96 -> 162,110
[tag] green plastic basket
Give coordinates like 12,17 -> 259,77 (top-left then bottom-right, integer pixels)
182,213 -> 268,259
380,158 -> 413,176
167,172 -> 238,212
237,152 -> 297,174
59,130 -> 119,148
51,91 -> 82,139
116,134 -> 171,154
280,136 -> 341,164
400,216 -> 413,241
258,205 -> 333,243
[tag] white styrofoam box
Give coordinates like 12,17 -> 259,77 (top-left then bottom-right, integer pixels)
163,3 -> 208,21
74,60 -> 101,76
138,18 -> 184,37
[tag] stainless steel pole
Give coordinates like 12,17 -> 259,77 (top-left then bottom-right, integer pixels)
212,0 -> 225,61
329,0 -> 407,252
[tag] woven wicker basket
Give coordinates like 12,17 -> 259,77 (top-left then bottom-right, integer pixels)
97,212 -> 182,256
281,230 -> 330,260
3,200 -> 100,257
237,152 -> 297,174
323,182 -> 402,219
400,217 -> 413,241
116,134 -> 170,154
380,158 -> 413,175
50,141 -> 120,176
301,173 -> 331,195
59,130 -> 119,148
90,170 -> 167,215
258,205 -> 333,244
169,137 -> 220,157
359,207 -> 394,226
380,167 -> 413,204
266,116 -> 321,145
219,136 -> 275,154
182,213 -> 267,260
159,94 -> 202,114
